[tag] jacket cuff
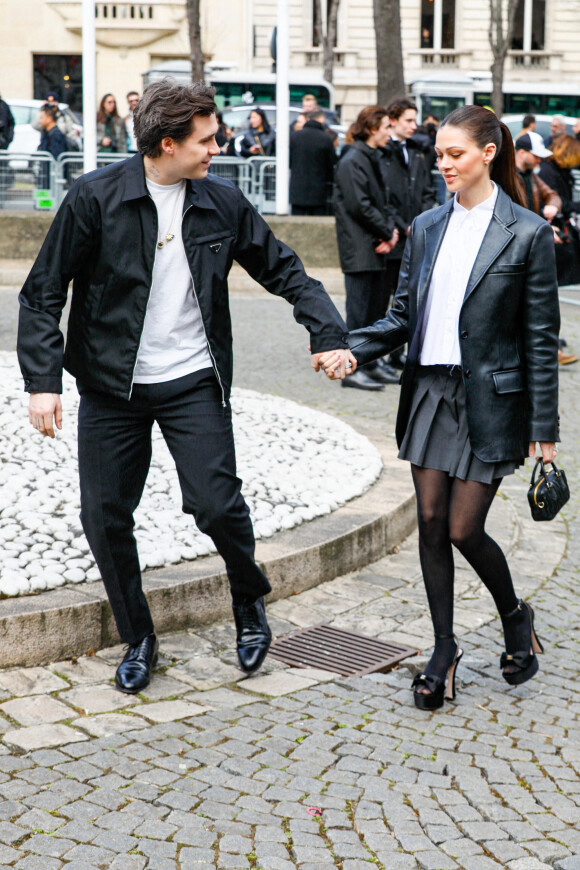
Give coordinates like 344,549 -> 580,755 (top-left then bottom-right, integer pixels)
23,375 -> 63,394
310,332 -> 349,353
528,424 -> 560,444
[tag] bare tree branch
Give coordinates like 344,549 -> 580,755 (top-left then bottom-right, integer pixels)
488,0 -> 522,115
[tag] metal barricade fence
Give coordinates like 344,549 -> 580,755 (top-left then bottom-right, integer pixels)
0,150 -> 57,210
248,156 -> 277,213
55,152 -> 128,207
208,157 -> 252,198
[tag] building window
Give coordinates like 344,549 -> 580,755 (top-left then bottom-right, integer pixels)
421,0 -> 455,50
33,54 -> 82,112
511,0 -> 545,50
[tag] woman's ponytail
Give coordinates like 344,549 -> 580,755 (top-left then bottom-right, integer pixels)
491,122 -> 525,207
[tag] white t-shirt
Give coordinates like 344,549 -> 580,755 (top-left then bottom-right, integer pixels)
133,178 -> 212,384
420,183 -> 498,366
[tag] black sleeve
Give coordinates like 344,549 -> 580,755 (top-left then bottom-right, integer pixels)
17,182 -> 99,393
348,221 -> 414,365
233,191 -> 348,353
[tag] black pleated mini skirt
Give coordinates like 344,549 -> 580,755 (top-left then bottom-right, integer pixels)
398,366 -> 524,483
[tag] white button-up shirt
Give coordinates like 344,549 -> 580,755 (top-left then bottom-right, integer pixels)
420,183 -> 498,366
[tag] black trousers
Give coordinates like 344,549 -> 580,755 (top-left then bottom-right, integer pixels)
384,258 -> 402,309
77,368 -> 271,645
344,270 -> 390,332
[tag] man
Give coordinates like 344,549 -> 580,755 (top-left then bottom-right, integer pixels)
544,114 -> 567,148
37,103 -> 67,188
33,92 -> 80,150
515,133 -> 576,364
18,80 -> 355,694
290,109 -> 337,215
515,133 -> 561,219
0,92 -> 15,150
38,103 -> 67,159
301,94 -> 319,114
379,96 -> 436,378
516,113 -> 536,140
124,90 -> 140,152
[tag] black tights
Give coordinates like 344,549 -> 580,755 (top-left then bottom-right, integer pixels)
412,466 -> 524,678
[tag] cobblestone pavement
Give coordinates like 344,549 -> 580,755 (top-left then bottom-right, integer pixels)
0,273 -> 579,868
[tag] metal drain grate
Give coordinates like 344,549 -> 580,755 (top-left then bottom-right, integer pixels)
268,624 -> 417,677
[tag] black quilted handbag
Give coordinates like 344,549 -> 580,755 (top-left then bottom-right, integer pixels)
528,458 -> 570,521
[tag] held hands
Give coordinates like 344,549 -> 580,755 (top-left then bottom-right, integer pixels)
29,393 -> 62,439
529,441 -> 558,464
312,348 -> 358,380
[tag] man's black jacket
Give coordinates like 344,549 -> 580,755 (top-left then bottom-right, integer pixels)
334,140 -> 395,274
378,137 -> 436,259
18,154 -> 348,401
39,125 -> 68,160
289,120 -> 337,207
0,99 -> 15,150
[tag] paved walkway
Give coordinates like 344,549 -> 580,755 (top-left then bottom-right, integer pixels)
0,268 -> 578,868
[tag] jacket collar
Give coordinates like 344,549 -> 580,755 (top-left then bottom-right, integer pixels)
121,153 -> 217,209
418,185 -> 516,306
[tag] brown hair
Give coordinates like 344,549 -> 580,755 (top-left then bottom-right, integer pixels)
133,78 -> 217,158
97,93 -> 119,124
550,134 -> 580,170
386,96 -> 417,120
349,105 -> 388,142
439,105 -> 525,207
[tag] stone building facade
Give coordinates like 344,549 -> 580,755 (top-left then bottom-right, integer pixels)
0,0 -> 579,122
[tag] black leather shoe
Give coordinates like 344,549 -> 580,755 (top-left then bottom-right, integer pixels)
341,369 -> 385,391
115,633 -> 159,694
368,362 -> 400,384
233,597 -> 272,674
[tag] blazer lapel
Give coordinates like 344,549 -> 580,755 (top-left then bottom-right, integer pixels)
417,202 -> 453,310
463,188 -> 516,302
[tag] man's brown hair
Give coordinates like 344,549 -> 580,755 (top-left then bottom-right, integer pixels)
133,78 -> 217,158
386,96 -> 417,120
348,105 -> 388,142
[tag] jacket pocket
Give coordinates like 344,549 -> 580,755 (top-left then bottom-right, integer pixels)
493,368 -> 525,394
193,231 -> 235,246
487,263 -> 526,274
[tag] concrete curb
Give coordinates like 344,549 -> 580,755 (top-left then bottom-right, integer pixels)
0,434 -> 416,668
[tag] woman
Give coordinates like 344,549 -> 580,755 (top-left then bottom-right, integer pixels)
97,94 -> 127,153
240,108 -> 276,158
333,106 -> 399,390
321,106 -> 559,708
539,134 -> 580,288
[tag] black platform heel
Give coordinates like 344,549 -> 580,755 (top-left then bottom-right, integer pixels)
412,636 -> 463,711
500,600 -> 544,686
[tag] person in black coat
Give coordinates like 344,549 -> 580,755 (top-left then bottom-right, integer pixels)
37,103 -> 67,188
333,105 -> 399,390
289,110 -> 337,215
378,97 -> 437,375
240,109 -> 276,158
319,106 -> 559,708
0,95 -> 15,150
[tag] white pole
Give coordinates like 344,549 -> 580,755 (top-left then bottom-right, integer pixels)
276,0 -> 290,215
82,0 -> 97,173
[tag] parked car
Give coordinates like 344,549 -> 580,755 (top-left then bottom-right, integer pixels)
502,113 -> 577,143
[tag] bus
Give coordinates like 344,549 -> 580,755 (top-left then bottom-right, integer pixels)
409,71 -> 580,121
142,61 -> 335,111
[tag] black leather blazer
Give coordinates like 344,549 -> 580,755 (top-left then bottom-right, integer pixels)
349,186 -> 560,462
